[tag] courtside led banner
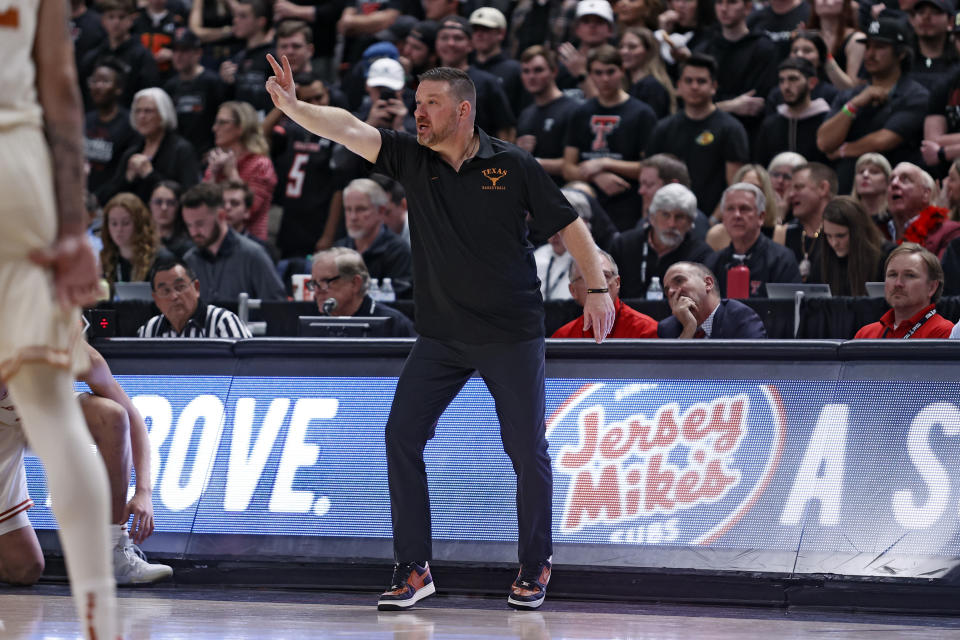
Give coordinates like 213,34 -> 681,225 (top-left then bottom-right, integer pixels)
24,375 -> 960,577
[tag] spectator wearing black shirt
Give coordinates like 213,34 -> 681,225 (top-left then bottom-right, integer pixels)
817,18 -> 929,193
765,32 -> 840,113
695,0 -> 779,137
563,45 -> 657,231
708,182 -> 802,297
808,1 -> 865,90
163,29 -> 224,156
435,16 -> 517,141
84,58 -> 137,200
149,180 -> 195,258
71,0 -> 106,68
785,162 -> 837,280
273,0 -> 349,81
355,58 -> 416,134
516,46 -> 580,186
79,0 -> 159,109
219,0 -> 275,116
401,20 -> 439,84
610,183 -> 715,298
338,0 -> 403,67
131,0 -> 186,84
746,0 -> 809,60
637,154 -> 711,241
923,64 -> 960,174
187,0 -> 242,70
909,0 -> 958,92
755,57 -> 832,167
648,54 -> 750,216
619,27 -> 676,119
556,0 -> 617,97
655,0 -> 718,77
469,8 -> 527,117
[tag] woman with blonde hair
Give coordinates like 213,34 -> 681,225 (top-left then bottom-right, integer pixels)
204,100 -> 278,241
100,193 -> 173,292
851,152 -> 891,227
706,164 -> 786,251
618,26 -> 677,118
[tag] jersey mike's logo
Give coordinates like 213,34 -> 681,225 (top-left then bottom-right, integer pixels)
482,167 -> 508,190
546,381 -> 786,546
589,115 -> 621,151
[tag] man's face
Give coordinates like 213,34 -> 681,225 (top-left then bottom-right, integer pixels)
414,79 -> 463,147
310,255 -> 359,315
182,204 -> 224,249
101,9 -> 131,41
402,36 -> 432,69
574,15 -> 613,47
172,47 -> 202,73
884,252 -> 938,312
677,65 -> 716,108
277,34 -> 313,73
614,0 -> 645,24
152,265 -> 201,329
521,55 -> 555,95
471,25 -> 502,55
382,197 -> 407,234
344,190 -> 383,241
664,263 -> 713,312
638,167 -> 665,214
862,40 -> 900,76
223,188 -> 249,231
589,60 -> 624,99
232,4 -> 260,40
910,4 -> 949,38
722,189 -> 763,246
779,69 -> 811,107
88,66 -> 122,107
435,26 -> 472,66
822,219 -> 850,258
715,0 -> 748,27
888,164 -> 931,219
650,208 -> 693,250
788,168 -> 826,222
670,0 -> 698,26
568,256 -> 620,306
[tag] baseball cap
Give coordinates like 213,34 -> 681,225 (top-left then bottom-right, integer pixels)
576,0 -> 615,23
171,29 -> 201,50
366,57 -> 406,91
856,18 -> 911,45
438,15 -> 473,37
469,7 -> 507,30
362,40 -> 399,62
914,0 -> 954,13
408,20 -> 439,49
375,14 -> 418,43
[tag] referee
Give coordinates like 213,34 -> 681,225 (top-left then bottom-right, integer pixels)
266,55 -> 615,611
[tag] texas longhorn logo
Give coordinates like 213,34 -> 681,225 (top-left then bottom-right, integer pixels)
482,168 -> 508,190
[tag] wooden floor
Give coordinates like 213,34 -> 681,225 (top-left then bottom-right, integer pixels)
4,586 -> 960,639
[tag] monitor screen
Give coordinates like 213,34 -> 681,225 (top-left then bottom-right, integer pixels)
298,316 -> 392,337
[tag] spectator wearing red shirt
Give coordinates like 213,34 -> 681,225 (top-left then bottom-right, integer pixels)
552,250 -> 658,339
854,243 -> 953,339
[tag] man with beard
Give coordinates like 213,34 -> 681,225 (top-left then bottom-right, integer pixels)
181,182 -> 285,300
609,183 -> 715,299
908,0 -> 958,91
755,58 -> 831,167
400,20 -> 439,86
516,46 -> 580,186
817,18 -> 929,193
265,57 -> 615,611
84,57 -> 137,198
333,178 -> 413,298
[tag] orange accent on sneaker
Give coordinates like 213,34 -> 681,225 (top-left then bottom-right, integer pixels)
407,568 -> 427,590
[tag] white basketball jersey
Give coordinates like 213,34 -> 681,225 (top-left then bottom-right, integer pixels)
0,388 -> 21,428
0,0 -> 43,129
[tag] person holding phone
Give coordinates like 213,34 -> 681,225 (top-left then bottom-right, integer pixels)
360,58 -> 415,133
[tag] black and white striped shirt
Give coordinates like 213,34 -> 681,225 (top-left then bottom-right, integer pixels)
137,303 -> 252,338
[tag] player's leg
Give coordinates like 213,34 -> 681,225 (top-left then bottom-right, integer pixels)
379,337 -> 472,611
79,393 -> 172,585
0,428 -> 44,585
7,363 -> 118,640
0,524 -> 44,585
476,337 -> 553,609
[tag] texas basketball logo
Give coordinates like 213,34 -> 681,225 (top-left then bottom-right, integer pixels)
481,168 -> 508,190
546,381 -> 787,545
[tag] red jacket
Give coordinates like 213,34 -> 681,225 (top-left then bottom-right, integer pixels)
552,298 -> 658,339
854,303 -> 953,339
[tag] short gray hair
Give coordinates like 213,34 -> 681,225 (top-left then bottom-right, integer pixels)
721,182 -> 766,216
568,249 -> 618,281
343,178 -> 388,208
313,246 -> 370,292
893,162 -> 935,193
649,183 -> 697,220
131,88 -> 177,130
767,151 -> 806,172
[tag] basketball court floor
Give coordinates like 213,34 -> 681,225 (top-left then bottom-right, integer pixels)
4,585 -> 960,639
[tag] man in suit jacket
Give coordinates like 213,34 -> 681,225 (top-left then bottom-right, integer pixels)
657,261 -> 767,338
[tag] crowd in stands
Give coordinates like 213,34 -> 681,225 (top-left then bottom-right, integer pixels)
74,0 -> 960,339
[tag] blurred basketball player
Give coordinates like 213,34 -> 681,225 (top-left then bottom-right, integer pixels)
0,0 -> 120,637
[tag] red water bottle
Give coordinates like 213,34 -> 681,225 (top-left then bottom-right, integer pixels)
727,254 -> 750,299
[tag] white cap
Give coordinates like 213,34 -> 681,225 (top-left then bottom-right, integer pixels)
366,58 -> 406,91
469,7 -> 507,30
575,0 -> 614,23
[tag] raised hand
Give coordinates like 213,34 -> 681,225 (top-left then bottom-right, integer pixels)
265,54 -> 299,113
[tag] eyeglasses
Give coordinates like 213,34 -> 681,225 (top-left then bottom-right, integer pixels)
151,198 -> 178,208
305,275 -> 341,291
154,281 -> 193,298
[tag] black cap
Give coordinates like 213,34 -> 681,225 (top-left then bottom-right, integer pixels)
437,15 -> 472,37
856,18 -> 912,45
408,20 -> 439,50
171,29 -> 202,50
778,56 -> 817,78
914,0 -> 954,13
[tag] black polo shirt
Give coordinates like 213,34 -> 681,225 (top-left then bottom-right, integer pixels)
374,127 -> 578,343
